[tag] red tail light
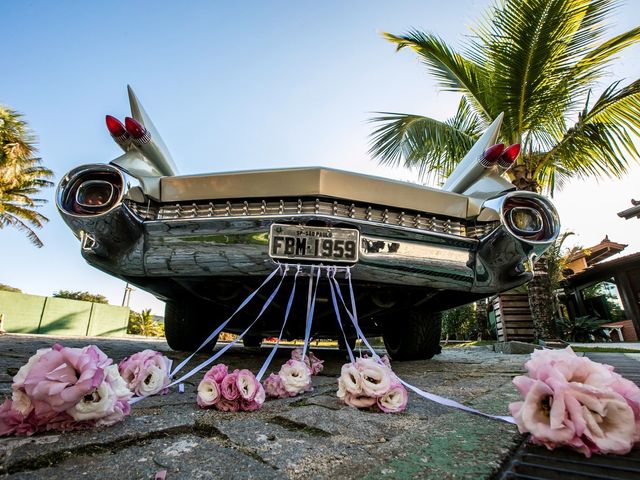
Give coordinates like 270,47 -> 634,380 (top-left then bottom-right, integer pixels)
479,143 -> 505,167
105,115 -> 127,138
498,144 -> 520,169
124,117 -> 150,143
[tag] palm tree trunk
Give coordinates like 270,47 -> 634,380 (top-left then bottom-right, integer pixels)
528,258 -> 556,340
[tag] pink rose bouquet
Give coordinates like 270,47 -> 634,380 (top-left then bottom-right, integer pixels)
196,364 -> 265,412
263,349 -> 324,398
118,349 -> 172,397
1,344 -> 133,437
509,347 -> 640,457
336,356 -> 407,413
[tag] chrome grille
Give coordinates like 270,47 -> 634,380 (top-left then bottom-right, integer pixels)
126,198 -> 499,239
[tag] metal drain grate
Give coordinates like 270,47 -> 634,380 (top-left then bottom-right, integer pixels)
496,352 -> 640,480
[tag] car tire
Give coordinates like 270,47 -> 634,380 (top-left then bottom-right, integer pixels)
383,309 -> 442,361
164,299 -> 220,352
242,335 -> 263,348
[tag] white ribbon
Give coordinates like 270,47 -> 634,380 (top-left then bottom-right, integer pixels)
256,265 -> 301,381
301,266 -> 321,359
327,267 -> 355,364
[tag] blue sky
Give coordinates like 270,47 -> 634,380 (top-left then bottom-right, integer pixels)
1,0 -> 639,314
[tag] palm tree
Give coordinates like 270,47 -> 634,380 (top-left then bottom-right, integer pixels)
369,0 -> 640,339
0,106 -> 53,247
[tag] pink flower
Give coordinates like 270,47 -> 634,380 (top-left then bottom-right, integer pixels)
236,369 -> 260,401
510,376 -> 638,457
204,364 -> 229,384
510,380 -> 577,449
240,384 -> 266,411
306,351 -> 324,375
12,347 -> 51,390
23,344 -> 111,413
96,399 -> 131,427
566,382 -> 636,455
254,383 -> 266,406
45,411 -> 95,433
220,371 -> 240,400
118,350 -> 171,397
377,383 -> 408,413
343,393 -> 377,409
240,384 -> 265,412
525,347 -> 617,389
263,373 -> 289,398
291,348 -> 324,375
379,355 -> 391,368
337,358 -> 406,412
0,399 -> 34,436
197,378 -> 220,408
215,398 -> 240,412
278,360 -> 312,395
67,378 -> 117,421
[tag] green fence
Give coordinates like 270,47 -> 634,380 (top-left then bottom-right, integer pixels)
0,291 -> 129,337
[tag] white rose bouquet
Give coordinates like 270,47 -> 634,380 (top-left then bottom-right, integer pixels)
336,356 -> 408,413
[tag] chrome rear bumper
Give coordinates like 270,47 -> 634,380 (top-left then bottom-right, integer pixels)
66,203 -> 537,294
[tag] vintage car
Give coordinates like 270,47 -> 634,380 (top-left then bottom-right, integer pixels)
56,87 -> 560,359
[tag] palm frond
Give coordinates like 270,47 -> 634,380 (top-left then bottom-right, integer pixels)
369,98 -> 482,183
569,25 -> 640,92
383,31 -> 493,121
537,79 -> 640,187
473,0 -> 621,138
0,209 -> 46,247
0,106 -> 52,247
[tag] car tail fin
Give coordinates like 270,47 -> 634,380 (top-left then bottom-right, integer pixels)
109,86 -> 178,199
442,113 -> 514,198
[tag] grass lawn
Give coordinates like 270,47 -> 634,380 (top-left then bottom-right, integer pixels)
442,340 -> 495,348
570,346 -> 640,353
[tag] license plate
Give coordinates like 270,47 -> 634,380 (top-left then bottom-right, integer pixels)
269,224 -> 359,263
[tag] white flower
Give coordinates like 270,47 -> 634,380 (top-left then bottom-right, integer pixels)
137,365 -> 167,397
278,360 -> 312,395
104,365 -> 133,401
356,358 -> 391,398
197,378 -> 220,407
336,377 -> 348,400
68,381 -> 117,421
339,363 -> 362,395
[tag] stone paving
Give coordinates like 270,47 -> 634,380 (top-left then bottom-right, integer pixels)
0,334 -> 530,479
